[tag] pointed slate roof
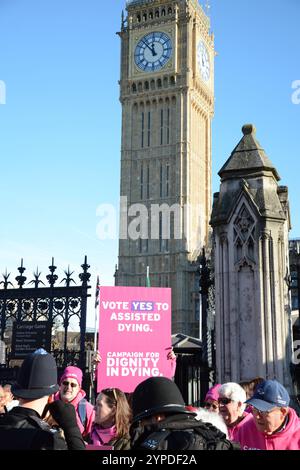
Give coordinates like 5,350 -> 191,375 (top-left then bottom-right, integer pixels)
219,124 -> 280,181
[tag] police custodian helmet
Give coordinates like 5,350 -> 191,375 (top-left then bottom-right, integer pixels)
12,348 -> 59,400
132,377 -> 190,423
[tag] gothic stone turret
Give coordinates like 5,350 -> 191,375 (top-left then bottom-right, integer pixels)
210,124 -> 292,389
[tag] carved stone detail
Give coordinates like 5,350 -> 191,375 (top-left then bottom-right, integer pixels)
233,204 -> 256,265
234,205 -> 254,240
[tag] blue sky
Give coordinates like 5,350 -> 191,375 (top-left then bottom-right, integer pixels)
0,0 -> 299,328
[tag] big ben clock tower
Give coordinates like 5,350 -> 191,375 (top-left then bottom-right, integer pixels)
116,0 -> 214,337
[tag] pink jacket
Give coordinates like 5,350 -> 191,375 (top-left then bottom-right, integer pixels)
235,408 -> 300,450
228,412 -> 252,441
54,389 -> 95,437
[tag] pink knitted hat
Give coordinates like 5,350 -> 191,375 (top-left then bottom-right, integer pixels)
60,366 -> 82,387
205,384 -> 222,402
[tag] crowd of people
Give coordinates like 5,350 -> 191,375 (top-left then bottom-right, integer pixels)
0,348 -> 300,450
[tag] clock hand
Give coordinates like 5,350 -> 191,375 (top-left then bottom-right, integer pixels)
142,40 -> 153,54
141,39 -> 157,57
151,43 -> 157,57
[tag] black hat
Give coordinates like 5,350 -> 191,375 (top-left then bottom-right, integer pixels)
132,377 -> 189,423
12,349 -> 59,400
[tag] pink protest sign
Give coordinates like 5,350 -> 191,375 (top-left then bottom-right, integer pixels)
97,286 -> 172,393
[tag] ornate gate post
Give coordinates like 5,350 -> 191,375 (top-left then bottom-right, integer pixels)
211,125 -> 292,390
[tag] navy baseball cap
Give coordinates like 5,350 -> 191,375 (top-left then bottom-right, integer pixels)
246,379 -> 290,412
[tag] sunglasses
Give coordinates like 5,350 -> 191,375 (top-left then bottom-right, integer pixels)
102,388 -> 118,402
218,397 -> 232,405
203,402 -> 219,410
62,381 -> 78,388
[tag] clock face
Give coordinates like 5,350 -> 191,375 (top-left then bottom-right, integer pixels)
197,41 -> 210,81
135,32 -> 172,72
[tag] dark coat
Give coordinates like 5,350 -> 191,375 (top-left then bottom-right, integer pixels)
130,413 -> 237,450
109,434 -> 131,450
0,406 -> 84,450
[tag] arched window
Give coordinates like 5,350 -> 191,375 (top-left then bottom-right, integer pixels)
155,9 -> 159,18
170,76 -> 175,86
163,77 -> 168,88
137,14 -> 141,22
141,109 -> 145,148
168,7 -> 173,15
157,78 -> 162,88
161,9 -> 166,16
166,108 -> 170,144
132,83 -> 137,93
149,11 -> 153,19
138,82 -> 143,92
142,12 -> 147,21
150,80 -> 155,90
147,108 -> 151,147
144,81 -> 149,90
165,98 -> 170,145
160,108 -> 164,145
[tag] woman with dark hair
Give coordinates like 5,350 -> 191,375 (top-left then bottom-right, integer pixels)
239,377 -> 265,414
239,377 -> 264,400
89,388 -> 132,450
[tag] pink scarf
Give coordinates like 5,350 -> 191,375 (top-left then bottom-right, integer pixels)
91,424 -> 117,446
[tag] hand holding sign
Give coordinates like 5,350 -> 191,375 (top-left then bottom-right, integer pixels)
167,348 -> 176,361
92,351 -> 102,366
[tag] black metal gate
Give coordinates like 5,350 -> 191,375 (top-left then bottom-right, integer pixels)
0,257 -> 91,383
